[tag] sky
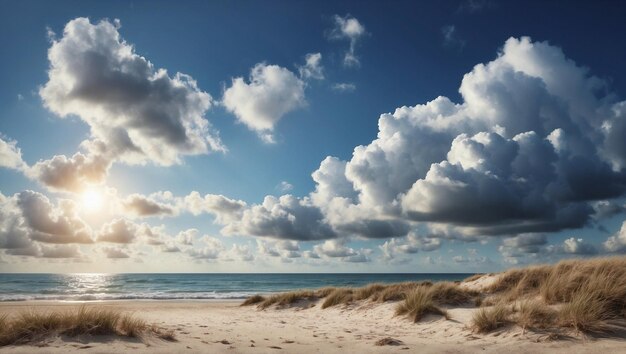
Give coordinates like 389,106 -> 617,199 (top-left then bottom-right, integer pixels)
1,0 -> 626,273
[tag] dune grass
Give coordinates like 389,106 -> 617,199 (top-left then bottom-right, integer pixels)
241,256 -> 626,336
515,300 -> 557,331
395,287 -> 449,322
471,303 -> 513,333
0,306 -> 175,346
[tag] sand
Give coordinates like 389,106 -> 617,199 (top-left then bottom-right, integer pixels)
1,291 -> 625,354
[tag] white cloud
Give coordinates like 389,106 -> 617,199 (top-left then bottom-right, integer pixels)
303,36 -> 626,240
97,219 -> 137,244
313,239 -> 371,262
603,221 -> 626,253
331,83 -> 356,93
0,191 -> 93,249
183,191 -> 247,224
379,232 -> 441,261
0,137 -> 27,171
561,237 -> 597,255
34,17 -> 225,192
329,15 -> 366,67
222,63 -> 306,143
122,193 -> 175,217
277,181 -> 293,192
222,195 -> 335,241
298,53 -> 324,80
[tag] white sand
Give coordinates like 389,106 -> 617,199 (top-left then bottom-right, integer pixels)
1,298 -> 624,353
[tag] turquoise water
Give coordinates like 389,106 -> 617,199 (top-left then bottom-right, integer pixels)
0,273 -> 474,301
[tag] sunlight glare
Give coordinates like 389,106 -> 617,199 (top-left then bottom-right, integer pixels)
81,189 -> 104,212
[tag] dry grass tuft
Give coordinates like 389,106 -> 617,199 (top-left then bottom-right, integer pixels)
321,288 -> 354,309
0,306 -> 174,346
257,290 -> 318,309
471,303 -> 513,333
428,282 -> 477,305
240,295 -> 266,306
354,283 -> 387,301
395,287 -> 448,322
515,300 -> 557,330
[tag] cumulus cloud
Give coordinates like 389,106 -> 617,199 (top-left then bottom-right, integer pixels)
299,36 -> 626,242
313,239 -> 371,262
28,150 -> 112,193
329,15 -> 366,67
0,191 -> 93,254
0,137 -> 27,171
223,195 -> 336,241
298,53 -> 324,80
188,236 -> 224,260
183,191 -> 247,224
379,232 -> 441,261
222,63 -> 306,143
34,17 -> 224,192
561,237 -> 597,255
256,239 -> 301,259
122,193 -> 175,217
603,221 -> 626,253
97,219 -> 136,243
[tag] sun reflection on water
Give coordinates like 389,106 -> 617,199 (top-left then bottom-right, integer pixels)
62,273 -> 114,301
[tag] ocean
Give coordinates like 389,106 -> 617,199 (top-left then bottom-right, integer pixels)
0,273 -> 474,302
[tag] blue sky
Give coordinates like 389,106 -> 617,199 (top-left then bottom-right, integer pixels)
1,0 -> 626,273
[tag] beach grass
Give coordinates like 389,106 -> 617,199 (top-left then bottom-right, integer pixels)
0,306 -> 175,346
395,287 -> 448,322
242,256 -> 626,337
471,303 -> 513,333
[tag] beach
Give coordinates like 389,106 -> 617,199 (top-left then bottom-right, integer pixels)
1,297 -> 624,354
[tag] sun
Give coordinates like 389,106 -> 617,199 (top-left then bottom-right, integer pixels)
81,189 -> 104,212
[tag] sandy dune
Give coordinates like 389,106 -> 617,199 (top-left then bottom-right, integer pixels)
0,296 -> 624,354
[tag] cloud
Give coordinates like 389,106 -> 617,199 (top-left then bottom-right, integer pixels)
40,244 -> 83,259
28,150 -> 112,193
277,181 -> 293,192
222,63 -> 306,143
256,239 -> 301,259
299,36 -> 626,241
223,195 -> 336,241
603,221 -> 626,253
441,25 -> 465,50
102,247 -> 130,259
183,191 -> 247,224
0,191 -> 93,251
379,232 -> 441,260
331,83 -> 356,93
313,239 -> 371,262
561,237 -> 597,255
122,193 -> 175,217
35,17 -> 224,192
176,229 -> 198,245
298,53 -> 324,80
329,15 -> 366,67
0,137 -> 27,171
97,219 -> 137,243
188,236 -> 224,260
592,200 -> 625,220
